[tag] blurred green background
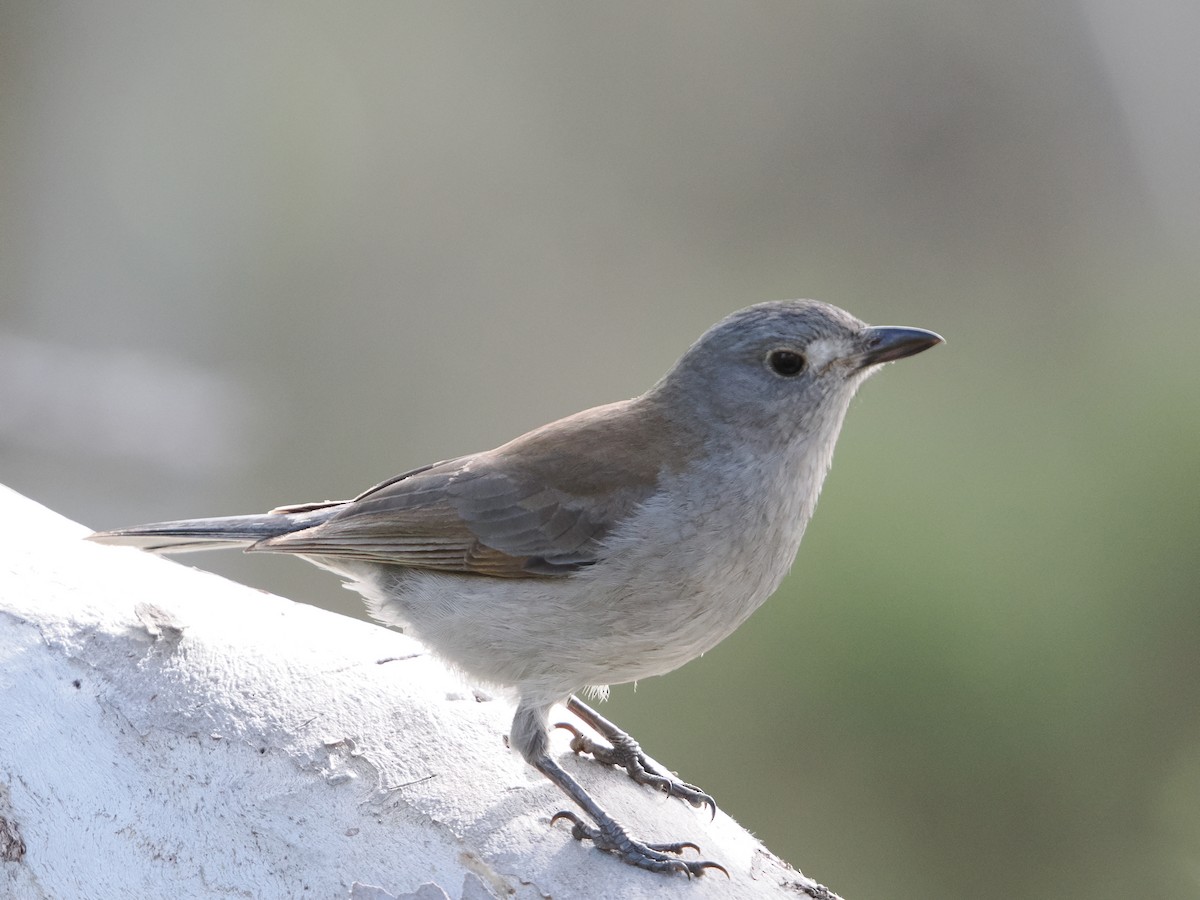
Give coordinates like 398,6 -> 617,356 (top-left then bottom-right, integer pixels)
2,3 -> 1198,898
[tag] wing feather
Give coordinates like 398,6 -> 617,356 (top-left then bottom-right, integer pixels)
254,400 -> 683,578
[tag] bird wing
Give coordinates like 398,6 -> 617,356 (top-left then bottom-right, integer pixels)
255,400 -> 675,578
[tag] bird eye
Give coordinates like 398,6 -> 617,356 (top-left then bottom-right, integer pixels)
767,349 -> 806,377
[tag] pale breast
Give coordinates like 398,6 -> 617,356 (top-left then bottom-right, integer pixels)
569,433 -> 834,684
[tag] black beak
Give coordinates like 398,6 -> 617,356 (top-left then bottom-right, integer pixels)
855,326 -> 944,369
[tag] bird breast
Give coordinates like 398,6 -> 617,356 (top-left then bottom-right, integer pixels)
580,433 -> 834,682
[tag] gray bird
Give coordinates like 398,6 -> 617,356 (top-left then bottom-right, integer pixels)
90,299 -> 942,876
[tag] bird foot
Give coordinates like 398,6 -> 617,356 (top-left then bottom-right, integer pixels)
550,810 -> 727,877
555,721 -> 717,817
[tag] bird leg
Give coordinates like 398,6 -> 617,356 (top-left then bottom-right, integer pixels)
556,696 -> 717,817
535,754 -> 727,877
513,697 -> 724,875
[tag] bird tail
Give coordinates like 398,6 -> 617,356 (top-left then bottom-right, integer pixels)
88,506 -> 339,555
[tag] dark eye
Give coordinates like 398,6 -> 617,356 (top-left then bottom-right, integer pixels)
767,349 -> 806,377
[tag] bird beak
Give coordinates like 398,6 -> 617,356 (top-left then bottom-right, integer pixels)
853,326 -> 944,369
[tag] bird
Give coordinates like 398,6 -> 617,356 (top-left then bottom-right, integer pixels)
90,299 -> 942,876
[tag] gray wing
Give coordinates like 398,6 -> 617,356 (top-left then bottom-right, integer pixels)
256,443 -> 660,578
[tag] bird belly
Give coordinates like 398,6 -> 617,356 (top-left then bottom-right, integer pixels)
313,448 -> 822,699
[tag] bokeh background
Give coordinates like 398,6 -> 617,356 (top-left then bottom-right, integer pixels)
2,3 -> 1198,898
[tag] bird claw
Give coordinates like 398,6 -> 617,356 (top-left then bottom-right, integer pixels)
553,721 -> 717,819
549,809 -> 727,877
550,809 -> 589,841
554,721 -> 587,744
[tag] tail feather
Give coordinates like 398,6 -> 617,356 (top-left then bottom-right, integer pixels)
88,508 -> 339,554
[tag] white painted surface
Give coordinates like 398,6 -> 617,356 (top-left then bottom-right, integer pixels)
0,485 -> 837,899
